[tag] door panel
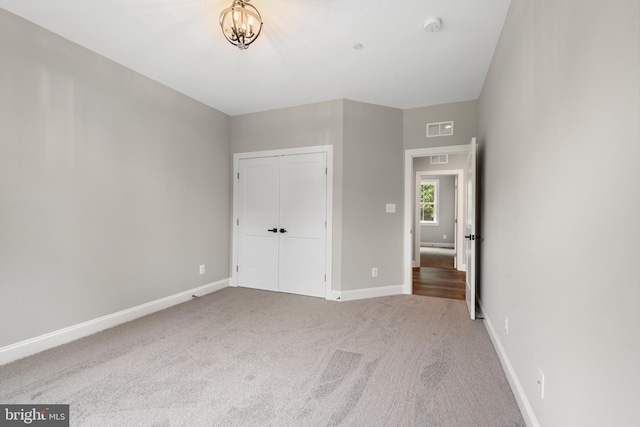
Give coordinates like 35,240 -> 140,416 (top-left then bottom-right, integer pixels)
237,157 -> 279,291
237,152 -> 327,298
278,153 -> 327,297
465,138 -> 477,320
280,237 -> 323,296
454,175 -> 458,270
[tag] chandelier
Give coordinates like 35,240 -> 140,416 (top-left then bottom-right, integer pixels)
219,0 -> 263,50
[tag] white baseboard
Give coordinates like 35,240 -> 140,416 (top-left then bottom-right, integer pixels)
330,290 -> 342,301
336,285 -> 404,302
420,242 -> 455,248
481,303 -> 540,427
0,278 -> 229,366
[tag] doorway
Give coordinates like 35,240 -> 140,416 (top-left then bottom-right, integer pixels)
413,169 -> 465,270
413,168 -> 466,300
403,142 -> 478,319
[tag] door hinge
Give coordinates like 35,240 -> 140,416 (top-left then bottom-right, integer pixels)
324,274 -> 326,282
237,172 -> 240,179
237,219 -> 239,226
325,220 -> 327,228
236,265 -> 239,272
325,167 -> 328,175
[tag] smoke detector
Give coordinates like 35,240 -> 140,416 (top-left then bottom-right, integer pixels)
424,17 -> 442,32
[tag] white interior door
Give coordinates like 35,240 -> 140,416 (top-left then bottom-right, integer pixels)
237,153 -> 327,297
278,153 -> 327,297
454,175 -> 458,270
237,157 -> 279,292
464,138 -> 478,320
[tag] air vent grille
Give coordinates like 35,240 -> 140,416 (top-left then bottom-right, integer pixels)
426,121 -> 454,137
430,155 -> 448,165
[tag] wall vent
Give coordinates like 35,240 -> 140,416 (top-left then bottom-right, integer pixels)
426,121 -> 454,137
430,155 -> 448,165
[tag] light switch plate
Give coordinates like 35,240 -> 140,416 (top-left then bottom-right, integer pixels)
386,204 -> 396,213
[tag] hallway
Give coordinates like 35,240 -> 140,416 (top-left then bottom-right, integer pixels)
413,247 -> 465,300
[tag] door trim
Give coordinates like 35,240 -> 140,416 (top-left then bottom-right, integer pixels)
403,144 -> 470,295
232,145 -> 334,300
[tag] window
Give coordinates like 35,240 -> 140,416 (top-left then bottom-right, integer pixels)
420,179 -> 439,224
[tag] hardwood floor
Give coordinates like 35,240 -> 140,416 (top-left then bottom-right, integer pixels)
413,267 -> 466,300
420,248 -> 454,269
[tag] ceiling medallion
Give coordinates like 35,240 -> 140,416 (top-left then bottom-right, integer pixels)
219,0 -> 263,50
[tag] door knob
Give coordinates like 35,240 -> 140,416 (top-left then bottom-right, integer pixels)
464,234 -> 480,240
279,228 -> 287,233
267,228 -> 278,233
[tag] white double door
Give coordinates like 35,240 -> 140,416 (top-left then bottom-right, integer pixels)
237,153 -> 327,297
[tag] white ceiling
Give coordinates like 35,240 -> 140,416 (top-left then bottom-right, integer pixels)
0,0 -> 511,116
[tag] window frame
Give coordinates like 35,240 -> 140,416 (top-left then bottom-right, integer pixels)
419,178 -> 439,226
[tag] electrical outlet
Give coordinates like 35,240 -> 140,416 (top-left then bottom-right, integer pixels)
537,368 -> 545,399
372,267 -> 378,278
505,316 -> 509,335
199,265 -> 205,275
443,234 -> 447,240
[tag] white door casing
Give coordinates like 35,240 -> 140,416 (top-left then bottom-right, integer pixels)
464,138 -> 478,320
403,143 -> 475,297
233,146 -> 332,299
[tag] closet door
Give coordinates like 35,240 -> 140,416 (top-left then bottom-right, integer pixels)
237,156 -> 279,292
278,153 -> 327,297
236,152 -> 327,297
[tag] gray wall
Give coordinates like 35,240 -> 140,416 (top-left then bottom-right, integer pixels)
230,100 -> 345,292
231,100 -> 344,153
478,1 -> 640,426
230,99 -> 404,292
0,10 -> 231,348
418,175 -> 455,245
413,153 -> 468,172
404,101 -> 478,258
341,100 -> 404,291
404,100 -> 478,149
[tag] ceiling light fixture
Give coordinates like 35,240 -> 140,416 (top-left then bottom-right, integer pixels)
219,0 -> 263,50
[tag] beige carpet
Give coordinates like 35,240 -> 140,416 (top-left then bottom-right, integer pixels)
0,288 -> 524,426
